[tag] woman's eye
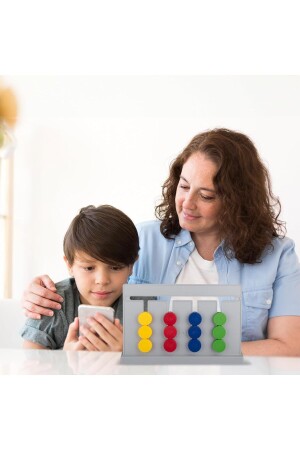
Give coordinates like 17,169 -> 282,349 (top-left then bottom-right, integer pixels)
200,194 -> 215,201
180,184 -> 189,190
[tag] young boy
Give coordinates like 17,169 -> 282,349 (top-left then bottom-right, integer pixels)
21,205 -> 139,351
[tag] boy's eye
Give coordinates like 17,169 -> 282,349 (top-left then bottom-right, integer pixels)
83,266 -> 94,271
110,266 -> 124,271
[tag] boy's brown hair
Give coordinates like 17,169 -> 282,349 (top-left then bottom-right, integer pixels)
63,205 -> 139,266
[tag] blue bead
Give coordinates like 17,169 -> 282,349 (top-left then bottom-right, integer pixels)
188,325 -> 201,339
188,312 -> 202,325
188,339 -> 201,352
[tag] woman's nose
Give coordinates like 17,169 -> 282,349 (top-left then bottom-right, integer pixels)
183,191 -> 197,209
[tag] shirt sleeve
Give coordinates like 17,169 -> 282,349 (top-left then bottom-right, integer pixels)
20,310 -> 69,349
269,238 -> 300,318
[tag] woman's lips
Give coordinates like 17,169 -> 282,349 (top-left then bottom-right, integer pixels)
183,211 -> 201,220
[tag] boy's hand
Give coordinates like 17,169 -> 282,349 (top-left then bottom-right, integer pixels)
63,318 -> 85,351
79,313 -> 123,351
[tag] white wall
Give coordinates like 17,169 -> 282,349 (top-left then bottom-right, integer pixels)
9,76 -> 300,299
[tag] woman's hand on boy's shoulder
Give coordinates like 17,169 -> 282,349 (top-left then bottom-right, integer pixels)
22,275 -> 64,319
78,314 -> 123,352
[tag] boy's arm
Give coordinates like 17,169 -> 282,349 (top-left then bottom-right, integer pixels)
20,306 -> 65,350
22,340 -> 46,349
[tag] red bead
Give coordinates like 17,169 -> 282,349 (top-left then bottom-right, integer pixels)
163,312 -> 177,325
163,339 -> 177,352
164,325 -> 177,339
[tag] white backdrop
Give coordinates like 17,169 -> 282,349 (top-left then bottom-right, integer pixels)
9,76 -> 300,298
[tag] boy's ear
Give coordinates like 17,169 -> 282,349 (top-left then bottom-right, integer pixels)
63,255 -> 73,275
128,261 -> 136,276
128,256 -> 138,276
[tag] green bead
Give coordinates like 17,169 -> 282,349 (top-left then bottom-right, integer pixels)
212,312 -> 227,326
212,339 -> 226,353
212,325 -> 226,339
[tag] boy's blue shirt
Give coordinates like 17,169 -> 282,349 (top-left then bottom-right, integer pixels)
129,220 -> 300,342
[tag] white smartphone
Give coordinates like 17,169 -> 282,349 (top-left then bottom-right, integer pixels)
78,305 -> 115,335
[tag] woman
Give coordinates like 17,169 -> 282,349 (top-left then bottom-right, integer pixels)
22,128 -> 300,355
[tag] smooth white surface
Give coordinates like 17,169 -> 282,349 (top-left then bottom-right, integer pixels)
1,349 -> 300,375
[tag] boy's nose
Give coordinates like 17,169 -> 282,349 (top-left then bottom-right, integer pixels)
95,270 -> 110,285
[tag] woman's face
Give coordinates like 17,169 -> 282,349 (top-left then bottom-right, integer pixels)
175,152 -> 222,237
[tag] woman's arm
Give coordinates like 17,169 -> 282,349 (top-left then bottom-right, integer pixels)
22,275 -> 64,319
242,316 -> 300,356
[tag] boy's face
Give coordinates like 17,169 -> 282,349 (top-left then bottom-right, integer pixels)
64,251 -> 133,307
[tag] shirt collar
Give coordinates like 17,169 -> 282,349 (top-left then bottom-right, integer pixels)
214,240 -> 226,259
174,228 -> 194,248
174,230 -> 225,256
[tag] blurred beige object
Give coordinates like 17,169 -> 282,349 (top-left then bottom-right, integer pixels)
0,121 -> 16,158
0,82 -> 18,298
0,86 -> 18,127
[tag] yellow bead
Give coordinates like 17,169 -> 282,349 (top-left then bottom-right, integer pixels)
138,339 -> 153,353
138,325 -> 153,339
137,311 -> 152,325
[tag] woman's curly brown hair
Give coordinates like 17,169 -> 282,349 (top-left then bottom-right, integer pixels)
155,128 -> 285,264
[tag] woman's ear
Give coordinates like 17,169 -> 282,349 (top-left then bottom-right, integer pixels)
63,255 -> 73,276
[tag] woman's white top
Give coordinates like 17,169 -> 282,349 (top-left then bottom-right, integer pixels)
175,248 -> 218,285
173,248 -> 219,310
